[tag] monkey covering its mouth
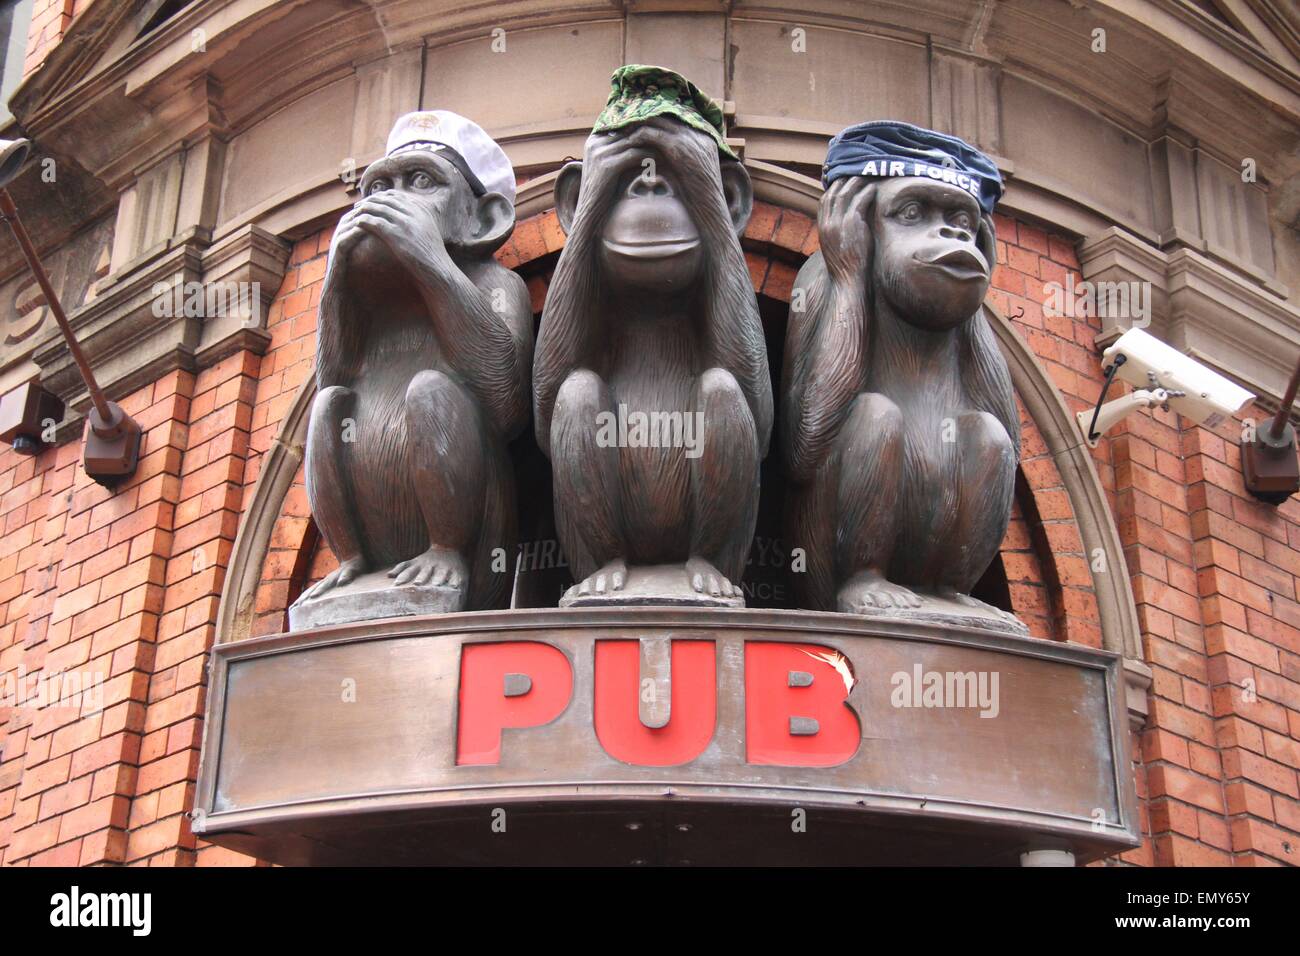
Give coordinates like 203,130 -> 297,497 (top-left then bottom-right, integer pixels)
290,110 -> 533,628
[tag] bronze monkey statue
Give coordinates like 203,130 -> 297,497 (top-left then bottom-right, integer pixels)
290,111 -> 532,628
534,66 -> 773,607
782,121 -> 1022,628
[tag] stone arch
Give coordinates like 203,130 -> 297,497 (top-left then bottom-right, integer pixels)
983,301 -> 1142,658
216,376 -> 313,644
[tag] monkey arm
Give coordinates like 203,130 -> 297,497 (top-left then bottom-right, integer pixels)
699,307 -> 772,457
534,138 -> 654,455
315,266 -> 364,389
532,236 -> 602,457
782,256 -> 869,484
411,259 -> 533,439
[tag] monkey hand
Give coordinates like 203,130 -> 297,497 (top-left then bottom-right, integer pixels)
818,177 -> 873,282
571,131 -> 652,220
350,191 -> 455,277
327,201 -> 387,268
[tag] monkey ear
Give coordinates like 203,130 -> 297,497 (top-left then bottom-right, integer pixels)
554,161 -> 583,235
459,191 -> 516,256
720,160 -> 755,237
977,213 -> 997,271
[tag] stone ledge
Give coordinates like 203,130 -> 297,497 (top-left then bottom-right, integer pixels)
195,606 -> 1140,866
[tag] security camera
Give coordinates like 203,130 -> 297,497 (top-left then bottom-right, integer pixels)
1077,327 -> 1255,447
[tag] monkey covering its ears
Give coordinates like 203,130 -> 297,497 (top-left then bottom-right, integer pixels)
782,121 -> 1023,631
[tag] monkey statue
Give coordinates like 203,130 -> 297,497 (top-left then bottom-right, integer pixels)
534,66 -> 773,607
289,111 -> 533,629
781,120 -> 1023,631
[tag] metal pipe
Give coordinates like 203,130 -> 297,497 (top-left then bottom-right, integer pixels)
0,186 -> 114,424
1270,354 -> 1300,441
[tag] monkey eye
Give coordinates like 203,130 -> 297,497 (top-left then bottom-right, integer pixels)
366,178 -> 392,196
409,171 -> 435,190
898,201 -> 923,223
949,210 -> 974,232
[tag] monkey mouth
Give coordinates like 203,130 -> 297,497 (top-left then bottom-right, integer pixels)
604,238 -> 701,259
921,249 -> 988,281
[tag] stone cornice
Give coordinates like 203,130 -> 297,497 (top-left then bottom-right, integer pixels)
32,240 -> 206,430
30,223 -> 290,436
8,0 -> 1298,441
13,3 -> 1299,191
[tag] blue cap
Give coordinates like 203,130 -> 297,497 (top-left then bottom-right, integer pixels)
822,120 -> 1003,216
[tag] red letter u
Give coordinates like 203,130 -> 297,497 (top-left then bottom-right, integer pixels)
594,640 -> 716,766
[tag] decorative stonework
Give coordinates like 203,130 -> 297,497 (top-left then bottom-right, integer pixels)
29,227 -> 290,441
8,2 -> 1295,436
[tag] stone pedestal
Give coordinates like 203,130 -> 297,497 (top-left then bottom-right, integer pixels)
287,568 -> 462,631
559,563 -> 745,609
836,590 -> 1029,636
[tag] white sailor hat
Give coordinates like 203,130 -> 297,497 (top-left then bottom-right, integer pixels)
385,110 -> 516,207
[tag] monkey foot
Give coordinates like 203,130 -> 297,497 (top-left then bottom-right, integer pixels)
837,571 -> 923,613
288,559 -> 465,630
566,559 -> 628,601
685,557 -> 741,599
388,548 -> 467,589
935,588 -> 1022,627
559,561 -> 744,608
293,557 -> 366,605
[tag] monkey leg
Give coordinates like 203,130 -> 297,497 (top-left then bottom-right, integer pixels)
834,392 -> 921,612
936,410 -> 1016,601
786,477 -> 838,611
297,385 -> 367,603
391,370 -> 485,594
465,443 -> 516,611
686,368 -> 758,597
551,368 -> 628,595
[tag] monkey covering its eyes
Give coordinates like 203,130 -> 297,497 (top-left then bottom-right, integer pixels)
534,66 -> 773,606
782,121 -> 1022,629
290,111 -> 532,627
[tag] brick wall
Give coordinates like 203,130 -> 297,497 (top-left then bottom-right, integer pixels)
2,206 -> 1297,867
23,0 -> 81,78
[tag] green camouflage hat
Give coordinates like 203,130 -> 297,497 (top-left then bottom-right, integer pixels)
592,64 -> 737,159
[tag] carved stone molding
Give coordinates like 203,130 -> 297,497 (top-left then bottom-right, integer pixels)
32,240 -> 206,431
215,377 -> 313,647
9,2 -> 1293,424
195,224 -> 292,366
1124,657 -> 1154,733
30,225 -> 290,437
